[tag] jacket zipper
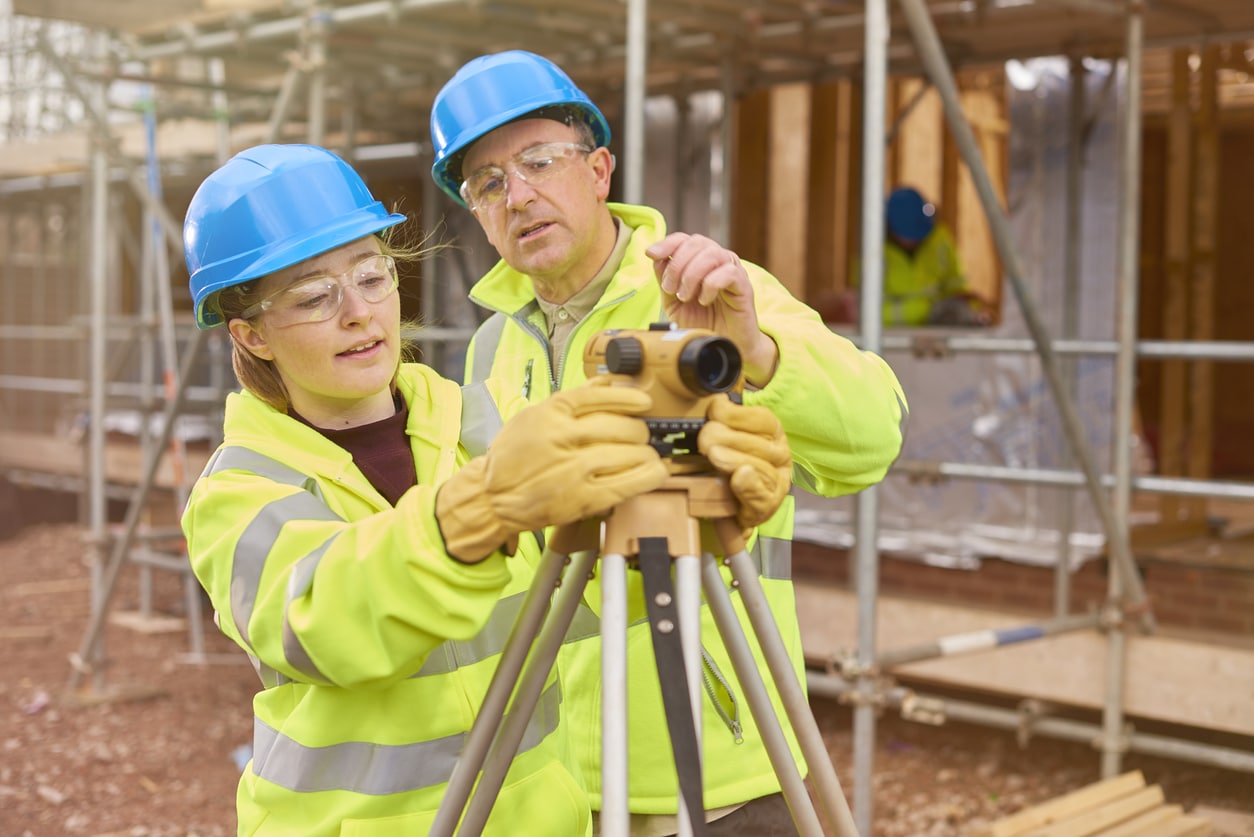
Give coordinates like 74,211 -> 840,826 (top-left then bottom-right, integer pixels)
700,646 -> 743,744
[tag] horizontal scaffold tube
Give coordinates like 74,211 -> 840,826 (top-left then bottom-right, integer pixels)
875,611 -> 1101,669
805,672 -> 1254,774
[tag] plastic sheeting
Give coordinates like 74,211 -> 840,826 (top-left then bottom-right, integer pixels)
795,58 -> 1149,571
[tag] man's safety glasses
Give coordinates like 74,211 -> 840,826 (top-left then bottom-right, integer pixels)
242,254 -> 398,327
460,142 -> 593,210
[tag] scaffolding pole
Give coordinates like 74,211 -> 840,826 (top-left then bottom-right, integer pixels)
852,0 -> 889,831
1102,0 -> 1145,779
623,0 -> 648,204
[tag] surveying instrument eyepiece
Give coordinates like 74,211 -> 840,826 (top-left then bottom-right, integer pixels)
429,326 -> 860,837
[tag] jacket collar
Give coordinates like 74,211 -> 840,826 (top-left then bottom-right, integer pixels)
468,202 -> 667,316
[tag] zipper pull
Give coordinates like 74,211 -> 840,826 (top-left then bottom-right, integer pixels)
521,359 -> 533,400
731,719 -> 744,744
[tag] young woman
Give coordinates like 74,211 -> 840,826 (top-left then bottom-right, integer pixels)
181,143 -> 671,835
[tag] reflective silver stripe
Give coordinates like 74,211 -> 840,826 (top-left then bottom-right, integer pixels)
205,447 -> 342,662
230,492 -> 340,646
469,312 -> 509,385
247,653 -> 290,689
250,679 -> 564,795
459,382 -> 502,458
411,590 -> 528,677
563,601 -> 603,644
205,445 -> 328,502
756,535 -> 791,580
280,540 -> 336,683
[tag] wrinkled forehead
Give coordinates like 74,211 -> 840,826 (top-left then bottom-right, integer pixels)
462,117 -> 582,174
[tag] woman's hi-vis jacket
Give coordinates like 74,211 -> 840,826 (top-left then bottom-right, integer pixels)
464,202 -> 909,815
181,364 -> 591,837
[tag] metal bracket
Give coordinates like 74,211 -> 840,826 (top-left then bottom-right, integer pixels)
900,691 -> 946,726
1016,698 -> 1054,747
909,334 -> 953,360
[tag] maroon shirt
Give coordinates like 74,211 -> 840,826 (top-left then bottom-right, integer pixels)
292,392 -> 417,506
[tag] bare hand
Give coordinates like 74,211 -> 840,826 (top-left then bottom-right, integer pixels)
645,233 -> 779,386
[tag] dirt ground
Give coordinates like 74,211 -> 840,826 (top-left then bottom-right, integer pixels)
2,518 -> 1251,837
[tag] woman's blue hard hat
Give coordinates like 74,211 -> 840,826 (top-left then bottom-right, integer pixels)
184,144 -> 406,329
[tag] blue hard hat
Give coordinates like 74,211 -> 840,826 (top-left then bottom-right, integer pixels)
430,50 -> 611,207
885,186 -> 936,242
184,144 -> 406,329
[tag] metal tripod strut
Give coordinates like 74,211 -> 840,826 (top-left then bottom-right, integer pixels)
708,519 -> 860,837
428,530 -> 600,837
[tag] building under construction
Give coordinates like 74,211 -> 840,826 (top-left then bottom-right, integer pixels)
1,0 -> 1252,833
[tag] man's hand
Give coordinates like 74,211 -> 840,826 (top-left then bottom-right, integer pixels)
646,233 -> 779,387
698,395 -> 792,531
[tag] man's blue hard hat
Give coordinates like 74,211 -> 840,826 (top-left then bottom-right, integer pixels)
885,186 -> 936,243
429,50 -> 611,207
184,144 -> 406,329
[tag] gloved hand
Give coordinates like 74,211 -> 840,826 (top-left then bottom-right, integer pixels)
698,395 -> 792,531
436,380 -> 670,563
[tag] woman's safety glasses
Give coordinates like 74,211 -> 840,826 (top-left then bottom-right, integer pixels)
242,254 -> 398,327
460,142 -> 593,210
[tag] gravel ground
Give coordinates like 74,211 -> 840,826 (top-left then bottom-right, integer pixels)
2,521 -> 1250,836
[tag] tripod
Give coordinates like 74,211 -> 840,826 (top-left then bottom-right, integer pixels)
429,469 -> 861,837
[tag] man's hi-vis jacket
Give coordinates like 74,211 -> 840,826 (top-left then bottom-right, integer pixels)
464,202 -> 909,814
181,364 -> 591,837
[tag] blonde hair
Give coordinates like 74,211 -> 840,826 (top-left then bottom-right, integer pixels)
218,228 -> 435,413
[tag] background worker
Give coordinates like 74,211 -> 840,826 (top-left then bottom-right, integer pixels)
429,50 -> 908,835
180,142 -> 675,835
860,185 -> 990,327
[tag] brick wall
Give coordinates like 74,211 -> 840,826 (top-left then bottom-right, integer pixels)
792,541 -> 1254,640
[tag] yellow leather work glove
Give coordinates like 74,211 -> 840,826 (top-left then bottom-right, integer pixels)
436,380 -> 670,563
698,395 -> 792,531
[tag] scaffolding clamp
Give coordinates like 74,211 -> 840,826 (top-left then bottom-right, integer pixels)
1015,698 -> 1055,747
828,649 -> 876,680
1092,722 -> 1134,755
908,334 -> 954,360
900,691 -> 946,726
1097,596 -> 1128,632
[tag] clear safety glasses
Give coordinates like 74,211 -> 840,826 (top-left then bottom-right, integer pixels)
460,142 -> 593,210
242,254 -> 399,328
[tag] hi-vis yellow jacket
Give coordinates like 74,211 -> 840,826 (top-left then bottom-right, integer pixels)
181,364 -> 590,837
878,222 -> 967,326
464,203 -> 908,814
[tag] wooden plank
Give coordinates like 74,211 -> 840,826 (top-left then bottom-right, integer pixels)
1138,815 -> 1214,837
1186,45 -> 1219,522
806,80 -> 853,300
1097,805 -> 1184,837
766,82 -> 810,299
795,582 -> 1254,736
1022,785 -> 1164,837
731,87 -> 770,267
974,771 -> 1146,837
1191,805 -> 1254,836
1157,47 -> 1192,527
0,430 -> 210,491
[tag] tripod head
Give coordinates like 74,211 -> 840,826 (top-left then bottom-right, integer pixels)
583,323 -> 743,474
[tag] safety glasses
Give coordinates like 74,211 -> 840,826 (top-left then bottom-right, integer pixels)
242,254 -> 398,327
460,142 -> 593,209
